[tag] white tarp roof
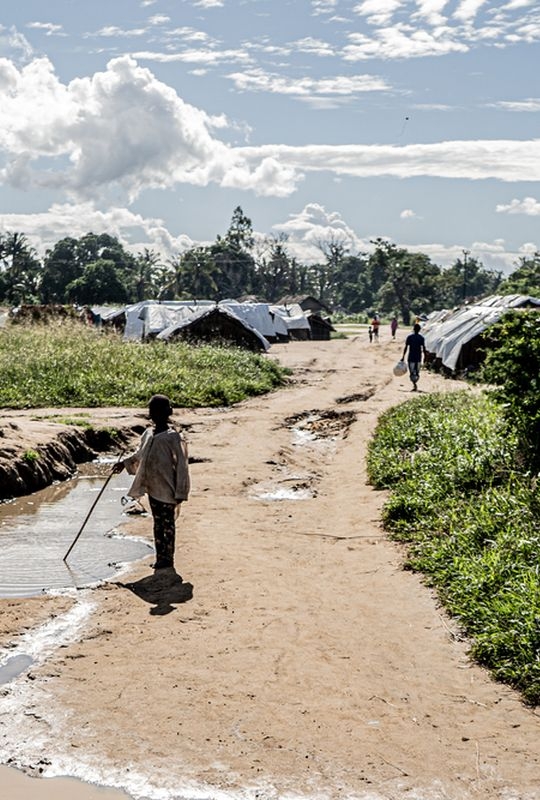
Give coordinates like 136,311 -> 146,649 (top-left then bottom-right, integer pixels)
422,294 -> 540,371
269,303 -> 311,331
123,300 -> 294,342
156,304 -> 270,350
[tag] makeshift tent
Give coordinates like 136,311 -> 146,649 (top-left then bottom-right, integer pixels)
123,300 -> 289,344
269,303 -> 312,340
422,294 -> 540,373
156,305 -> 270,351
304,309 -> 335,340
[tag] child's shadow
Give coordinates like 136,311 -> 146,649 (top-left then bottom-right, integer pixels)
117,569 -> 193,616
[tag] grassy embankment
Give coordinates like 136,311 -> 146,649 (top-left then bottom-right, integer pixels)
0,323 -> 286,408
368,390 -> 540,706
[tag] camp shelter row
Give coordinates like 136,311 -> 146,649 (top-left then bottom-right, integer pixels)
421,293 -> 540,375
88,297 -> 335,351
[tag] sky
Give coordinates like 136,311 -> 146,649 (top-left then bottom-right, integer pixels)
0,0 -> 539,275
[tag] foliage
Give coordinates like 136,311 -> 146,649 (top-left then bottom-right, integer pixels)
0,207 -> 520,316
368,391 -> 540,705
65,259 -> 130,304
481,309 -> 540,468
0,232 -> 42,304
498,253 -> 540,297
436,254 -> 502,307
0,323 -> 287,409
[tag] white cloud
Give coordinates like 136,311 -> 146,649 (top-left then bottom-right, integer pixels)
496,196 -> 540,215
312,0 -> 338,15
236,139 -> 540,183
166,27 -> 214,44
290,37 -> 335,56
503,0 -> 536,8
403,239 -> 523,272
133,48 -> 251,65
193,0 -> 224,7
1,55 -> 539,214
95,26 -> 147,38
353,0 -> 403,26
0,27 -> 34,61
343,25 -> 468,60
148,15 -> 171,26
454,0 -> 488,23
273,203 -> 367,262
413,0 -> 449,25
400,208 -> 418,218
491,98 -> 540,111
227,68 -> 391,97
26,22 -> 65,37
0,202 -> 195,259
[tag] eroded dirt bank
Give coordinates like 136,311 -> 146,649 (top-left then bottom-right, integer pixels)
0,334 -> 539,800
0,410 -> 144,501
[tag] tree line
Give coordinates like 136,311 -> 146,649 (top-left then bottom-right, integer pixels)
1,206 -> 539,322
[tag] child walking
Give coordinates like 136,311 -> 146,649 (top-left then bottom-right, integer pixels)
113,394 -> 190,570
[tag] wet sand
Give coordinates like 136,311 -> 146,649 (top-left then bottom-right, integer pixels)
0,765 -> 130,799
0,334 -> 539,800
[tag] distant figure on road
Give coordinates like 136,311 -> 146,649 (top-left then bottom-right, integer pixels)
113,394 -> 190,571
371,315 -> 380,342
402,323 -> 427,391
390,316 -> 398,340
368,325 -> 373,343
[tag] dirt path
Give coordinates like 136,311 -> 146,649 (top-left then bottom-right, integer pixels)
0,334 -> 539,800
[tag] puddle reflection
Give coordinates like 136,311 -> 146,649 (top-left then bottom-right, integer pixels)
0,468 -> 152,598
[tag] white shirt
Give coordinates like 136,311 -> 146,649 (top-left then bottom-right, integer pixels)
123,427 -> 190,504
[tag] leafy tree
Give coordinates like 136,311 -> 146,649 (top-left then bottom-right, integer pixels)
225,206 -> 255,250
482,310 -> 540,468
324,253 -> 371,312
498,254 -> 540,297
41,237 -> 84,302
438,255 -> 502,307
65,259 -> 130,305
368,240 -> 441,323
133,248 -> 165,301
164,247 -> 219,300
0,232 -> 42,303
211,207 -> 256,298
254,235 -> 297,301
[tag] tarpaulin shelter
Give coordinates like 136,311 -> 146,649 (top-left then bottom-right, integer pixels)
156,305 -> 270,352
269,303 -> 312,340
422,294 -> 540,373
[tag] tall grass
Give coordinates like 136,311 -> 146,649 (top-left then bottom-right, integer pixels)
0,323 -> 286,408
368,391 -> 540,705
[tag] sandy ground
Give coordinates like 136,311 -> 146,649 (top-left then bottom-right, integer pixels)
0,332 -> 539,800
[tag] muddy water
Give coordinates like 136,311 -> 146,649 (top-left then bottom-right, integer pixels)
0,461 -> 152,598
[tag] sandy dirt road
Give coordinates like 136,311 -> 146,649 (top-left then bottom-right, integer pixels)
0,333 -> 539,800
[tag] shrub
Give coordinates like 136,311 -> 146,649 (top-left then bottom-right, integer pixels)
481,310 -> 540,469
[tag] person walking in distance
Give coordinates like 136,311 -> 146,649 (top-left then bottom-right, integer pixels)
390,315 -> 398,340
113,394 -> 190,571
402,323 -> 427,391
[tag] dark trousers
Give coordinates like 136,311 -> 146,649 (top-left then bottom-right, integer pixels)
148,496 -> 176,568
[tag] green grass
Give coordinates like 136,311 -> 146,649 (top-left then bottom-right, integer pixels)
0,323 -> 287,408
368,390 -> 540,705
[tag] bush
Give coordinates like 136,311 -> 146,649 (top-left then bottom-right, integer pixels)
481,310 -> 540,469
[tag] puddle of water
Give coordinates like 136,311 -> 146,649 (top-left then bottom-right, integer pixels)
250,483 -> 314,501
0,471 -> 152,598
0,654 -> 33,685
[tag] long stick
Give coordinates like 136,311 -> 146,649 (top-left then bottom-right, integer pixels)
63,470 -> 116,562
